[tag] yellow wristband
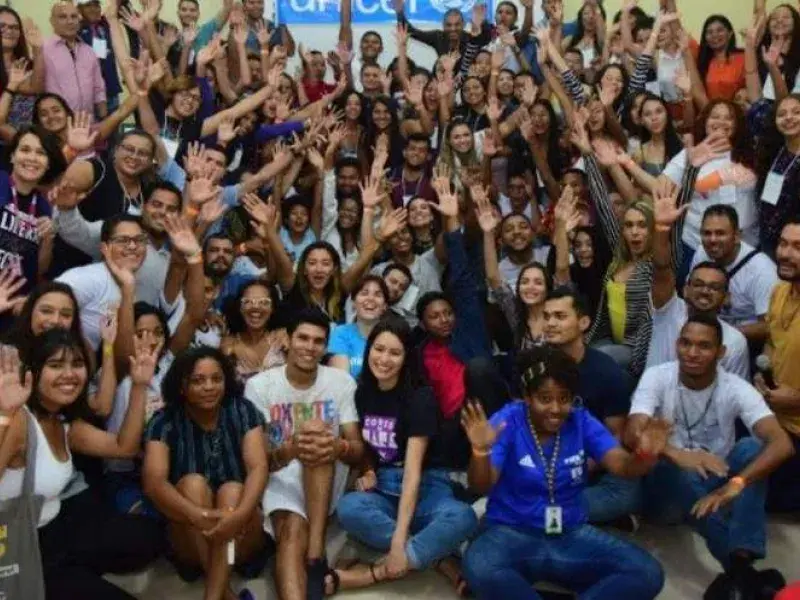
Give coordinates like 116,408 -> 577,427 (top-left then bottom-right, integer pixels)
103,343 -> 114,358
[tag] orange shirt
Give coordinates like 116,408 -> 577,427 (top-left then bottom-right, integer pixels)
690,39 -> 746,102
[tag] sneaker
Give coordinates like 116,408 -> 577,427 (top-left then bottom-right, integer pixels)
306,557 -> 329,600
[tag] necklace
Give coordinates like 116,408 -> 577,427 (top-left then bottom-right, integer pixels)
526,406 -> 563,535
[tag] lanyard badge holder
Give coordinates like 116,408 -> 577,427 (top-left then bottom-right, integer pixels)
528,408 -> 563,535
762,150 -> 799,206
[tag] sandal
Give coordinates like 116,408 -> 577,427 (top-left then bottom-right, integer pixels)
323,568 -> 341,596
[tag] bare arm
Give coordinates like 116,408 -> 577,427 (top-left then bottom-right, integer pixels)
68,383 -> 146,458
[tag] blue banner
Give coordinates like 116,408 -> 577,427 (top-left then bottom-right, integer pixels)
276,0 -> 492,25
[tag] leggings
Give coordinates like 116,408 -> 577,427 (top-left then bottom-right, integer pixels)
38,488 -> 165,600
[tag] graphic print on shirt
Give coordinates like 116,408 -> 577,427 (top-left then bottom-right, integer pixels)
0,204 -> 38,276
362,415 -> 398,462
267,398 -> 338,446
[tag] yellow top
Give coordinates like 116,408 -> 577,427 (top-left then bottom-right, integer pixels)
606,280 -> 627,344
766,282 -> 800,436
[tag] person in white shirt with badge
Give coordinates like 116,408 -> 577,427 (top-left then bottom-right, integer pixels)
647,182 -> 750,379
627,314 -> 793,598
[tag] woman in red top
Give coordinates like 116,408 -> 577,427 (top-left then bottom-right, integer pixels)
694,15 -> 745,102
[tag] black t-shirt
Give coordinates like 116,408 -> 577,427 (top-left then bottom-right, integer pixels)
355,384 -> 441,469
576,347 -> 633,423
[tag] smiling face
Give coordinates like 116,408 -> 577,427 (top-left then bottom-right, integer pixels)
677,322 -> 723,378
443,11 -> 464,43
543,296 -> 588,348
501,215 -> 534,254
517,265 -> 548,306
769,6 -> 794,38
587,99 -> 606,132
36,97 -> 70,134
240,284 -> 274,331
684,267 -> 728,314
11,133 -> 49,185
344,93 -> 362,121
704,19 -> 731,51
304,248 -> 336,292
354,280 -> 387,322
422,298 -> 454,339
622,207 -> 650,258
171,87 -> 202,119
462,78 -> 486,107
776,223 -> 800,282
383,268 -> 411,304
641,98 -> 668,135
600,66 -> 624,99
142,188 -> 181,234
337,165 -> 360,196
367,331 -> 405,387
776,96 -> 800,139
337,197 -> 360,230
361,65 -> 383,94
184,358 -> 225,410
205,238 -> 234,276
135,313 -> 166,354
243,0 -> 265,20
37,346 -> 87,409
51,1 -> 81,40
531,103 -> 551,135
288,323 -> 327,372
360,32 -> 383,60
408,198 -> 433,229
403,139 -> 429,169
704,102 -> 736,140
177,0 -> 200,26
371,101 -> 392,131
700,214 -> 739,262
449,123 -> 473,154
31,292 -> 75,335
78,0 -> 103,23
106,220 -> 147,272
572,230 -> 594,268
288,204 -> 310,234
114,134 -> 155,179
0,11 -> 21,52
527,377 -> 573,434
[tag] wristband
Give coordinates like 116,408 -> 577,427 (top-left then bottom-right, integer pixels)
103,343 -> 114,358
635,448 -> 656,462
0,414 -> 11,427
728,475 -> 747,491
472,446 -> 491,457
186,250 -> 203,265
185,205 -> 199,217
62,145 -> 79,163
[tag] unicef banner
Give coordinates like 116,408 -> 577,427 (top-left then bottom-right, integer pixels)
276,0 -> 494,25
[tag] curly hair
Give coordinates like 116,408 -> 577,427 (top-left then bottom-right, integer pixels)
694,99 -> 754,169
516,345 -> 580,397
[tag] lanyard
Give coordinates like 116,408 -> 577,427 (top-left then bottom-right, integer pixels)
770,147 -> 800,176
527,406 -> 560,505
8,177 -> 38,219
400,169 -> 423,198
677,381 -> 717,450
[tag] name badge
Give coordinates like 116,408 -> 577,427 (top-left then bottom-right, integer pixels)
761,171 -> 784,206
545,505 -> 563,535
161,136 -> 179,159
92,37 -> 108,59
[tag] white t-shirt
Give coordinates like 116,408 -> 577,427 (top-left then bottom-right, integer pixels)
663,150 -> 758,250
56,262 -> 122,351
646,294 -> 750,380
691,242 -> 779,326
498,247 -> 551,292
372,248 -> 444,297
244,365 -> 359,522
631,362 -> 772,458
656,49 -> 682,102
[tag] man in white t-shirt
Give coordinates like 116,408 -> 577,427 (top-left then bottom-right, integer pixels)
626,315 -> 792,595
244,309 -> 364,600
692,205 -> 778,343
649,193 -> 750,378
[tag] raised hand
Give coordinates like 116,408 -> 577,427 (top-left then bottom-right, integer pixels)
184,142 -> 208,179
6,58 -> 31,92
430,178 -> 459,218
120,5 -> 145,32
553,186 -> 582,233
306,147 -> 325,173
0,269 -> 25,315
359,175 -> 388,209
66,112 -> 99,153
164,214 -> 201,258
395,22 -> 408,49
652,178 -> 686,231
216,116 -> 237,146
439,52 -> 459,77
636,418 -> 672,458
242,193 -> 277,237
762,41 -> 783,68
460,399 -> 505,453
471,2 -> 487,29
569,110 -> 592,154
405,78 -> 423,107
47,179 -> 86,210
592,138 -> 621,167
198,197 -> 226,225
141,0 -> 163,23
688,132 -> 730,167
673,64 -> 691,96
491,48 -> 505,72
482,132 -> 498,158
195,34 -> 222,67
487,97 -> 503,123
160,25 -> 179,50
377,208 -> 408,242
0,346 -> 32,413
474,189 -> 499,233
22,18 -> 43,49
181,24 -> 198,46
130,331 -> 162,386
232,22 -> 248,46
101,244 -> 137,290
100,307 -> 119,347
185,173 -> 221,207
36,217 -> 55,245
521,78 -> 537,107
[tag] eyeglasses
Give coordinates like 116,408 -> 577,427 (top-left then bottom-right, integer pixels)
118,143 -> 152,159
241,298 -> 272,308
688,279 -> 726,293
0,24 -> 21,33
176,91 -> 202,103
109,234 -> 148,248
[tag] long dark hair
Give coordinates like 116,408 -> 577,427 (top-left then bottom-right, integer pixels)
756,94 -> 800,200
364,95 -> 403,169
26,329 -> 92,422
697,16 -> 742,84
524,99 -> 565,181
592,63 -> 630,115
32,93 -> 74,129
8,282 -> 84,363
757,4 -> 800,96
513,262 -> 552,346
295,241 -> 344,322
638,93 -> 684,163
161,346 -> 241,408
0,7 -> 29,90
357,317 -> 426,394
694,99 -> 754,169
567,2 -> 607,58
224,280 -> 280,334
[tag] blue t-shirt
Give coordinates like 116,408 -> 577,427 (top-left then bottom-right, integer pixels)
486,402 -> 618,531
280,227 -> 316,265
328,322 -> 367,379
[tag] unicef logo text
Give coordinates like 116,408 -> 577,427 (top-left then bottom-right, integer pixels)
283,0 -> 478,17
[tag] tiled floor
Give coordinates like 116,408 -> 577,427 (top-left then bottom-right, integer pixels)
125,517 -> 800,599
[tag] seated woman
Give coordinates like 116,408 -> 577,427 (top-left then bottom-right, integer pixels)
0,331 -> 163,600
333,319 -> 478,594
329,276 -> 389,379
142,347 -> 268,600
461,346 -> 669,599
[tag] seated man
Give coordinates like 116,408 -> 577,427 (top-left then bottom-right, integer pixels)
244,309 -> 365,600
626,315 -> 793,597
543,288 -> 639,526
648,186 -> 750,380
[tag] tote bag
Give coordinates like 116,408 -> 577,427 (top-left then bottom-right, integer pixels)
0,411 -> 46,600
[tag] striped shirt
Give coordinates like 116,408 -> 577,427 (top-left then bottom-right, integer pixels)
145,397 -> 265,490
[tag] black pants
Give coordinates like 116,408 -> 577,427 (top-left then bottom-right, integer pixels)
767,432 -> 800,513
38,488 -> 165,600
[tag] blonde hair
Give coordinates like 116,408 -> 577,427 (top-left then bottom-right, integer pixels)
610,199 -> 654,274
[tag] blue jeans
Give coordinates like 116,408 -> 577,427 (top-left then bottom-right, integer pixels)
644,437 -> 766,568
584,472 -> 642,523
336,468 -> 477,569
463,522 -> 664,600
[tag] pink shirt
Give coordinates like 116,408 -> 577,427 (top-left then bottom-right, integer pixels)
43,36 -> 106,115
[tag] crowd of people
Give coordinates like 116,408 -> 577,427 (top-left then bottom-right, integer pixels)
0,0 -> 799,598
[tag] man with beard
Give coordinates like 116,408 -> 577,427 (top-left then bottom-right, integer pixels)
691,205 -> 778,345
371,226 -> 444,298
244,309 -> 364,600
497,213 -> 548,290
647,184 -> 750,379
53,181 -> 183,307
755,219 -> 800,512
203,234 -> 256,310
389,134 -> 436,208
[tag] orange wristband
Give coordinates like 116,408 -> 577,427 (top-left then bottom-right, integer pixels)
729,475 -> 746,491
185,205 -> 199,217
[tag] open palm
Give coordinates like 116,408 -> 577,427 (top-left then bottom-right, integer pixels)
460,400 -> 504,452
0,346 -> 32,413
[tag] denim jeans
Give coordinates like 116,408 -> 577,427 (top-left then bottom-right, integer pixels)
462,522 -> 664,600
644,437 -> 766,568
584,472 -> 642,523
336,468 -> 478,569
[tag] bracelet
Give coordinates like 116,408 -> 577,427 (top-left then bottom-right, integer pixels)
103,343 -> 114,358
185,205 -> 199,217
472,446 -> 491,457
186,250 -> 203,265
63,145 -> 79,163
634,447 -> 656,462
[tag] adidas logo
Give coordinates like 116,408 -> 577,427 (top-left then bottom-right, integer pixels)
518,454 -> 536,469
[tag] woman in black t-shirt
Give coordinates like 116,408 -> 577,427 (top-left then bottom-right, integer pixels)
330,319 -> 478,595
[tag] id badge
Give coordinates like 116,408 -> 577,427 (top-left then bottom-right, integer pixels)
162,136 -> 179,159
545,505 -> 563,535
761,171 -> 785,206
92,37 -> 108,59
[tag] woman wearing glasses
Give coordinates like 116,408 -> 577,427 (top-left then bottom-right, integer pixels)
221,280 -> 287,383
